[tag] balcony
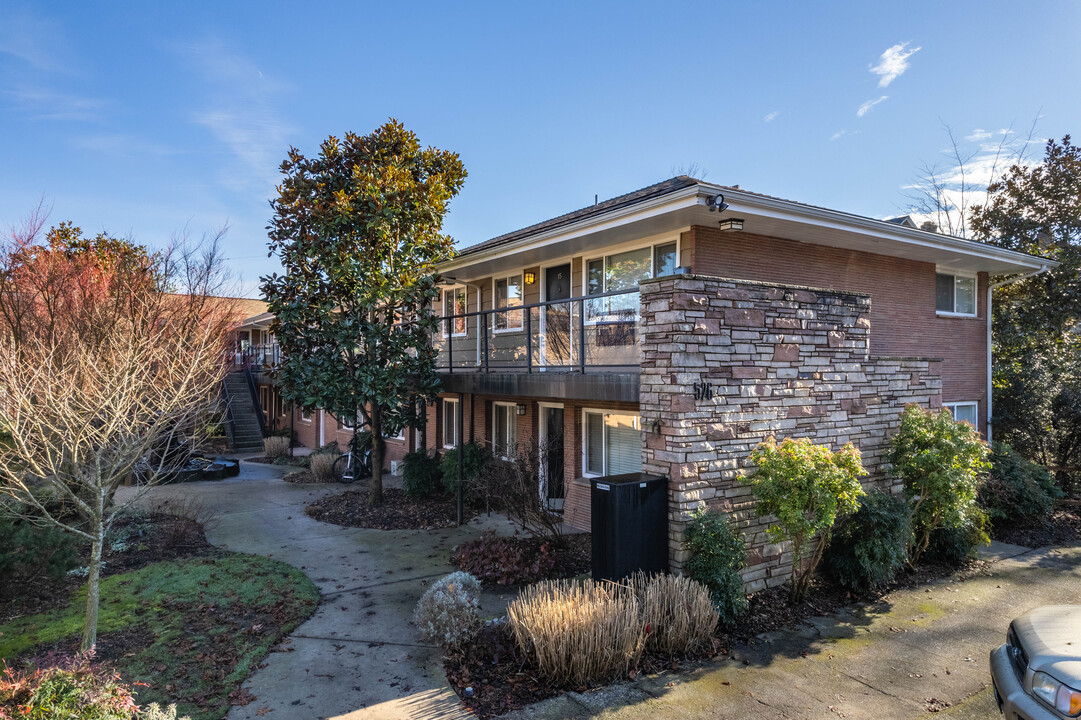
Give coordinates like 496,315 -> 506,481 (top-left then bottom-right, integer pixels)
432,288 -> 641,402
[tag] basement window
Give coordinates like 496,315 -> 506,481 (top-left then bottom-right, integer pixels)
936,273 -> 977,316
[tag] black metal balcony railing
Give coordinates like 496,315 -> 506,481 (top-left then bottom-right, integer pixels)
233,343 -> 281,370
433,288 -> 641,373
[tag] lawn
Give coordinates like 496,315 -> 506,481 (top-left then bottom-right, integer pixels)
0,553 -> 319,720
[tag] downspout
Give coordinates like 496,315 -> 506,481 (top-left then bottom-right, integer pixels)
986,264 -> 1050,443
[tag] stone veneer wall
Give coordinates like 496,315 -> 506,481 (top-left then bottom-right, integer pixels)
639,274 -> 942,592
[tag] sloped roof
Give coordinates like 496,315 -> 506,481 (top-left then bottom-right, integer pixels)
456,176 -> 699,258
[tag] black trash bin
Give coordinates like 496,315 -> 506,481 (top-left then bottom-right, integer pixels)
590,473 -> 668,581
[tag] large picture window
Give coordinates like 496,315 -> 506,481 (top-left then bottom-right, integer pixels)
443,287 -> 467,337
586,241 -> 677,320
935,273 -> 976,316
442,398 -> 459,449
493,402 -> 517,459
583,410 -> 641,477
493,275 -> 523,331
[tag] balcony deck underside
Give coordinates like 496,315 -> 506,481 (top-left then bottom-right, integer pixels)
439,370 -> 639,404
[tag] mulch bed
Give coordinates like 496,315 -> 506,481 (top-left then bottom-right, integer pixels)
305,487 -> 478,530
451,533 -> 592,587
0,513 -> 217,624
991,506 -> 1081,549
444,556 -> 990,719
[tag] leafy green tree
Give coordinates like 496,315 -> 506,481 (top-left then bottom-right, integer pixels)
887,405 -> 991,565
971,136 -> 1081,489
744,437 -> 866,602
262,120 -> 466,505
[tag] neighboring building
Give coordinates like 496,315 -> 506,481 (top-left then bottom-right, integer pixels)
237,176 -> 1052,588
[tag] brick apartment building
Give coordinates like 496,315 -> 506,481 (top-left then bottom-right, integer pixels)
237,176 -> 1051,589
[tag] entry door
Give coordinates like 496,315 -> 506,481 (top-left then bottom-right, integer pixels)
541,407 -> 565,510
544,264 -> 572,367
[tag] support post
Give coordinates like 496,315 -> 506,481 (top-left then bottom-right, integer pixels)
526,309 -> 532,373
456,391 -> 465,526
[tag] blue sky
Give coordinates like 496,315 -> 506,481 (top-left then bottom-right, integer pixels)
1,1 -> 1078,297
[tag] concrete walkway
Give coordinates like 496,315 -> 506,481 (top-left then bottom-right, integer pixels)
120,457 -> 517,720
505,541 -> 1081,719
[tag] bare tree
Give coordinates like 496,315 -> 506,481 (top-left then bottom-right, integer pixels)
0,220 -> 237,650
904,118 -> 1040,238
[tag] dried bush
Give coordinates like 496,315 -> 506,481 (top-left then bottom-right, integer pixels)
451,533 -> 557,586
140,704 -> 191,720
263,436 -> 290,461
826,489 -> 911,591
507,579 -> 645,686
479,439 -> 566,544
310,453 -> 338,483
413,571 -> 482,648
683,505 -> 748,627
629,572 -> 718,655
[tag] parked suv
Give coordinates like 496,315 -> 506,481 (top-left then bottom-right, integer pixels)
991,606 -> 1081,719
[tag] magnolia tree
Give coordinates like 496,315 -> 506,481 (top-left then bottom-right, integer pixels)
0,217 -> 236,650
262,120 -> 466,505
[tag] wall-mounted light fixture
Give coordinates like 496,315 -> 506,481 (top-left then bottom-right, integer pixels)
516,404 -> 527,416
718,218 -> 745,232
524,271 -> 536,285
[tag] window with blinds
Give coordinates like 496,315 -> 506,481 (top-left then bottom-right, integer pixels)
494,403 -> 517,459
442,398 -> 459,448
583,410 -> 642,476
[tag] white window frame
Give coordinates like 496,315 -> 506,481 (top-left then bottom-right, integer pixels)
944,401 -> 979,428
584,237 -> 679,323
492,401 -> 518,460
935,270 -> 978,318
581,408 -> 642,478
492,274 -> 524,333
300,409 -> 312,423
442,398 -> 460,449
339,412 -> 356,430
442,285 -> 468,338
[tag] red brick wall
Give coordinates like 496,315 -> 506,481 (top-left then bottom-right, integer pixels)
288,407 -> 410,467
688,225 -> 988,434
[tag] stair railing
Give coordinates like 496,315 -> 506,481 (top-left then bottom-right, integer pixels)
243,366 -> 268,438
220,378 -> 238,451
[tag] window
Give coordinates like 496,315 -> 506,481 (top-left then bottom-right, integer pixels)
586,240 -> 677,320
945,401 -> 979,428
493,275 -> 523,331
493,402 -> 517,459
583,410 -> 642,477
936,273 -> 977,315
443,287 -> 467,337
339,412 -> 356,430
300,409 -> 311,422
442,398 -> 459,449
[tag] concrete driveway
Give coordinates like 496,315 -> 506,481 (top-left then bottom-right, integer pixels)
121,457 -> 515,720
506,541 -> 1081,720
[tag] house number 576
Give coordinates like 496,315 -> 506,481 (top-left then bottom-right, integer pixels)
693,381 -> 714,401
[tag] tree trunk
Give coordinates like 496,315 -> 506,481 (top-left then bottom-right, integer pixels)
82,527 -> 104,651
369,408 -> 384,506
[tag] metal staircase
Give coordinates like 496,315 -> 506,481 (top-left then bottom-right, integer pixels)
222,369 -> 265,453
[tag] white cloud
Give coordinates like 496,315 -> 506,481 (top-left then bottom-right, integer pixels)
870,42 -> 921,88
965,129 -> 993,142
763,110 -> 780,123
856,95 -> 888,117
6,86 -> 105,122
830,129 -> 858,141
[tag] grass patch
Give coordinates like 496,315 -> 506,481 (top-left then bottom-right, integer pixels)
0,553 -> 319,720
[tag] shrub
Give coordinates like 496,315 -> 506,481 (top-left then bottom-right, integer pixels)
507,579 -> 645,686
311,440 -> 342,457
980,443 -> 1062,527
402,450 -> 444,499
744,437 -> 866,601
0,654 -> 138,720
887,405 -> 991,565
682,506 -> 747,627
309,453 -> 338,483
0,516 -> 79,583
925,506 -> 990,565
263,436 -> 290,461
413,571 -> 482,648
826,489 -> 911,591
629,572 -> 718,655
479,438 -> 566,543
440,442 -> 491,497
451,534 -> 557,586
